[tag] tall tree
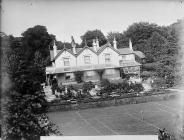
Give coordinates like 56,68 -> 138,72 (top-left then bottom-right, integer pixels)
123,22 -> 158,51
1,30 -> 61,139
107,32 -> 127,48
21,25 -> 54,61
21,25 -> 54,82
80,29 -> 107,47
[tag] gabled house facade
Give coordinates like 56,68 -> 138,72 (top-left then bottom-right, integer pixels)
46,36 -> 145,85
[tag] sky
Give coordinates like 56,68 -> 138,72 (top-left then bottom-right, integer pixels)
1,0 -> 184,43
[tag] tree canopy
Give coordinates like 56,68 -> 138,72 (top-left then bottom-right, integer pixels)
21,25 -> 55,60
80,29 -> 107,47
107,32 -> 127,48
1,27 -> 61,139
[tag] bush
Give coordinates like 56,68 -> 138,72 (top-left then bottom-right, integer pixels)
100,79 -> 110,88
82,81 -> 95,93
132,83 -> 144,93
152,77 -> 166,89
74,71 -> 83,83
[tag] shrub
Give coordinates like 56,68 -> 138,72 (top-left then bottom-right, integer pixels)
74,71 -> 83,83
82,81 -> 95,93
100,79 -> 110,88
132,83 -> 144,93
152,77 -> 166,89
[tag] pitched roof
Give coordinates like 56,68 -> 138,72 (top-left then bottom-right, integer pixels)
50,42 -> 145,61
76,45 -> 98,56
134,51 -> 145,58
118,48 -> 134,55
52,48 -> 76,61
97,42 -> 120,54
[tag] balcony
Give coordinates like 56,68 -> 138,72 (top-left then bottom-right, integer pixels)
46,63 -> 121,74
119,60 -> 141,67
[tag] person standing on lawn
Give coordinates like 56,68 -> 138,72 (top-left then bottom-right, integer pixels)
51,77 -> 58,95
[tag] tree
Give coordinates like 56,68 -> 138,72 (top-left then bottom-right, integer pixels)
147,31 -> 168,62
107,32 -> 127,48
1,31 -> 61,139
21,25 -> 54,82
55,41 -> 80,50
80,29 -> 107,47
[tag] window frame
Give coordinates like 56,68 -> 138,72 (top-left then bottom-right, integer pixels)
84,55 -> 91,64
104,53 -> 111,63
63,57 -> 70,66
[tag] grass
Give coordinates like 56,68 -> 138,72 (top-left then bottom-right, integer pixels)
48,95 -> 183,136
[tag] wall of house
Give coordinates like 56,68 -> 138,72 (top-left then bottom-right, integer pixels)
119,54 -> 135,62
98,47 -> 120,66
77,48 -> 98,66
102,68 -> 120,80
56,72 -> 76,86
83,70 -> 100,82
55,50 -> 76,68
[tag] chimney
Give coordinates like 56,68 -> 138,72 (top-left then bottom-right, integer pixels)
71,36 -> 76,54
92,39 -> 97,51
113,37 -> 117,49
129,38 -> 133,50
53,40 -> 57,57
96,37 -> 99,50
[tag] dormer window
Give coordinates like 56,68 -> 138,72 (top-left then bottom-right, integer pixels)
63,57 -> 70,66
84,55 -> 91,64
105,53 -> 111,63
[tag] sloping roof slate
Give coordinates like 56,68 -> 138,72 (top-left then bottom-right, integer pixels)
50,42 -> 145,61
118,48 -> 134,55
134,51 -> 145,58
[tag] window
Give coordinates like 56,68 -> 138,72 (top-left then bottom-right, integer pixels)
105,53 -> 111,63
65,73 -> 74,80
63,58 -> 70,66
84,55 -> 90,64
65,75 -> 70,80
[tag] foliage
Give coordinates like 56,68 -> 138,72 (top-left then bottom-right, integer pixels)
6,90 -> 61,140
81,29 -> 107,47
100,80 -> 144,96
55,41 -> 80,50
21,25 -> 54,82
120,21 -> 182,87
82,81 -> 95,93
100,79 -> 111,88
107,32 -> 127,48
151,77 -> 166,89
1,29 -> 61,139
74,71 -> 83,83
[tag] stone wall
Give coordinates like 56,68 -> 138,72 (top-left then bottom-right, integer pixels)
48,92 -> 178,112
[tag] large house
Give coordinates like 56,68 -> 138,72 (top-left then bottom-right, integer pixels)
46,37 -> 145,86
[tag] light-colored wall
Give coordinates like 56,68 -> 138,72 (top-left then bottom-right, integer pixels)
119,54 -> 135,61
83,70 -> 100,82
77,48 -> 98,66
56,73 -> 76,86
54,48 -> 136,68
55,50 -> 76,68
98,47 -> 120,66
102,68 -> 120,80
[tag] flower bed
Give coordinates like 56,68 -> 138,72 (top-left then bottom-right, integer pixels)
48,89 -> 179,112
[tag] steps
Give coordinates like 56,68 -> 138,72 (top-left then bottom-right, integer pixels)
44,86 -> 56,102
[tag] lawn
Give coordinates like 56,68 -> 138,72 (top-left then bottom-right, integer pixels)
48,96 -> 183,136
